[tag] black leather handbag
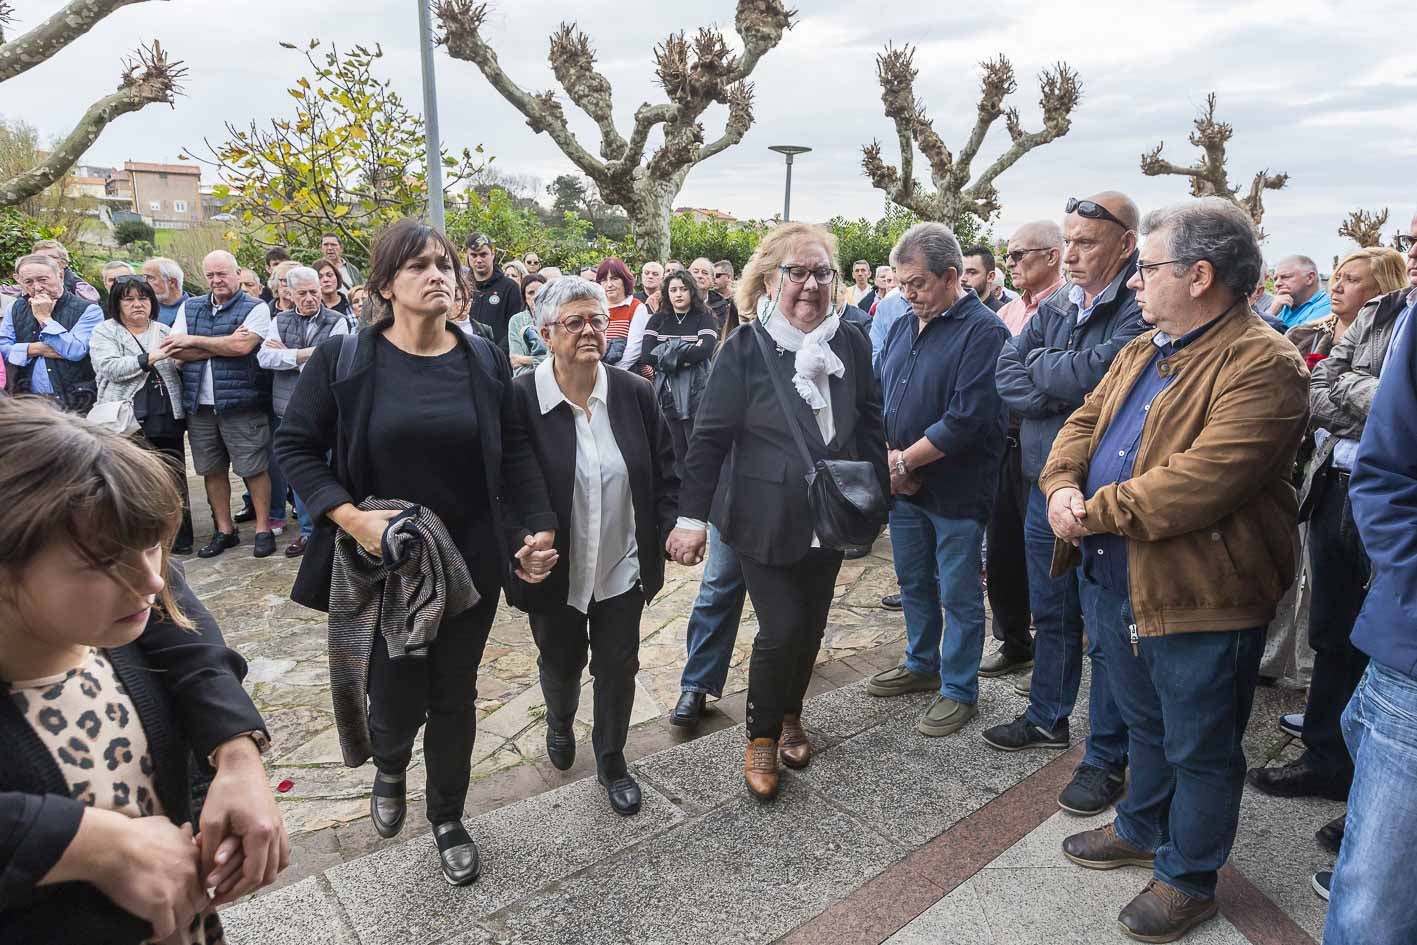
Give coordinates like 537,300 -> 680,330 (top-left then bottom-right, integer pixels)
752,325 -> 887,550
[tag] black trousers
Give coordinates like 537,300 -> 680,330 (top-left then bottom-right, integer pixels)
144,431 -> 194,548
529,585 -> 644,779
986,434 -> 1032,655
741,548 -> 844,740
1302,465 -> 1371,781
666,416 -> 692,481
367,595 -> 497,824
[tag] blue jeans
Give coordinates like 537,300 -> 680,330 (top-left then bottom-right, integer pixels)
1083,577 -> 1263,901
244,412 -> 287,526
679,524 -> 747,698
1325,661 -> 1417,945
1024,483 -> 1127,773
890,498 -> 986,704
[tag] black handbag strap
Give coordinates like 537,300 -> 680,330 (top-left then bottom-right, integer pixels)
751,323 -> 818,475
335,331 -> 359,382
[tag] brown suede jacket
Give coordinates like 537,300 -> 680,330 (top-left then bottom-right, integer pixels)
1038,305 -> 1310,637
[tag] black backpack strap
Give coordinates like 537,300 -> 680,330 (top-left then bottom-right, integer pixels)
335,332 -> 358,383
751,323 -> 817,475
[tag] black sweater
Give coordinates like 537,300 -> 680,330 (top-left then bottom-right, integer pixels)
0,562 -> 266,944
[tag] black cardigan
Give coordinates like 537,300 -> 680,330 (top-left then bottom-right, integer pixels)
505,365 -> 679,613
274,326 -> 558,612
0,562 -> 266,944
678,320 -> 889,566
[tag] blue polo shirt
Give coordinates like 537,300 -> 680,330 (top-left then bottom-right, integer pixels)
1082,316 -> 1221,594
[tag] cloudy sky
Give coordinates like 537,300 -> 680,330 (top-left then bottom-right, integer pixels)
5,0 -> 1414,265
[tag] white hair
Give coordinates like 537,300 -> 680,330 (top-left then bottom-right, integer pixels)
101,260 -> 135,276
147,256 -> 184,285
286,265 -> 320,288
15,253 -> 61,276
202,250 -> 239,272
534,276 -> 608,328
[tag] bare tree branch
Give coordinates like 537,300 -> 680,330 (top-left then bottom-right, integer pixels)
0,0 -> 152,83
437,0 -> 794,258
1140,92 -> 1287,227
0,41 -> 183,205
862,46 -> 1080,225
0,2 -> 13,44
1338,207 -> 1389,247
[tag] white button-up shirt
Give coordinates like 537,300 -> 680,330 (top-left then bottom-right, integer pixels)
170,297 -> 272,406
535,358 -> 639,614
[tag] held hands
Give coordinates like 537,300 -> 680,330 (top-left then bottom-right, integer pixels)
93,812 -> 210,940
666,527 -> 707,567
514,530 -> 558,583
197,737 -> 288,906
1047,487 -> 1092,546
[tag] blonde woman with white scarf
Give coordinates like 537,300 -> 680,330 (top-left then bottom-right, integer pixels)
668,222 -> 889,800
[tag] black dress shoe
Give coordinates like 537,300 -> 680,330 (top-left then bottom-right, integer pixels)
197,531 -> 240,559
234,504 -> 257,524
599,773 -> 642,816
1246,759 -> 1350,801
433,821 -> 481,886
546,726 -> 576,771
369,772 -> 407,839
1316,815 -> 1345,854
171,542 -> 193,556
843,544 -> 871,560
252,531 -> 277,558
671,691 -> 706,729
881,593 -> 903,611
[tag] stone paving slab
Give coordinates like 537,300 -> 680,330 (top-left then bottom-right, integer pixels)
1227,787 -> 1341,942
485,779 -> 905,945
318,777 -> 685,945
221,877 -> 357,945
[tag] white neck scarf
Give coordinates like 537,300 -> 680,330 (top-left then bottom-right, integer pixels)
758,294 -> 843,442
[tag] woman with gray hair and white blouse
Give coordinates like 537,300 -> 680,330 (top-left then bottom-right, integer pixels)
507,276 -> 680,816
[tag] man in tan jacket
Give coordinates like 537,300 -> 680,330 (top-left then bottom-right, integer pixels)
1038,197 -> 1309,943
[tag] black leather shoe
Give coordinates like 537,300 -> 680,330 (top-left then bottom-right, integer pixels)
234,504 -> 257,524
369,772 -> 406,839
252,531 -> 277,558
171,541 -> 193,556
843,544 -> 871,560
433,821 -> 481,886
197,531 -> 239,559
1316,815 -> 1345,854
599,773 -> 642,816
1246,759 -> 1350,801
671,691 -> 706,729
881,593 -> 903,611
546,726 -> 576,771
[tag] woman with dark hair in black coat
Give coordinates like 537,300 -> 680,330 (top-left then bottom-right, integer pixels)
642,269 -> 718,476
275,218 -> 558,886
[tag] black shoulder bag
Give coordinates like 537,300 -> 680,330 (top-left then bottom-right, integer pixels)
751,324 -> 886,550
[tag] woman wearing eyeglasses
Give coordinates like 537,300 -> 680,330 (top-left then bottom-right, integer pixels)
666,222 -> 888,801
507,277 -> 679,817
641,269 -> 719,476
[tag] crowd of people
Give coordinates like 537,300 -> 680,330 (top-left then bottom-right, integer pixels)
1,195 -> 1414,945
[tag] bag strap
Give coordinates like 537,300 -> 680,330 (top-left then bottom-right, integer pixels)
335,331 -> 358,383
750,323 -> 817,474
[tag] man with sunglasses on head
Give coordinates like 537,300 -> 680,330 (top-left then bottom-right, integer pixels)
1042,197 -> 1308,943
988,193 -> 1146,818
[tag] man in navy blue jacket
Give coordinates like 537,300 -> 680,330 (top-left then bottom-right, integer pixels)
1323,234 -> 1417,945
864,223 -> 1009,739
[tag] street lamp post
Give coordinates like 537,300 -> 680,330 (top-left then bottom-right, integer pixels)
417,0 -> 445,231
768,145 -> 811,222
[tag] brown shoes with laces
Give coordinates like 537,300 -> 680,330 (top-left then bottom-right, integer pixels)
745,737 -> 780,800
1062,822 -> 1156,870
1117,879 -> 1218,942
779,714 -> 812,769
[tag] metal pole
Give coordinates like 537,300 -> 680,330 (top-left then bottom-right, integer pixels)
782,154 -> 794,222
417,0 -> 445,231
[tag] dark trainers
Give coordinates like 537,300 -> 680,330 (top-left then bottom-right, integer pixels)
880,593 -> 903,611
1316,815 -> 1345,855
1246,758 -> 1349,801
865,664 -> 940,698
1059,763 -> 1126,815
252,531 -> 277,558
979,645 -> 1033,677
1062,821 -> 1155,870
1118,879 -> 1218,942
981,715 -> 1069,752
198,531 -> 240,559
1278,712 -> 1304,738
1311,870 -> 1332,901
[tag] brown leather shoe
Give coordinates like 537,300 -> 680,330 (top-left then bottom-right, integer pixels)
1118,879 -> 1218,942
1062,822 -> 1156,870
745,737 -> 780,800
779,714 -> 812,769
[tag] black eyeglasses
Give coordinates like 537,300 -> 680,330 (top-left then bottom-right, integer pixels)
1135,259 -> 1183,285
1397,235 -> 1416,253
1004,247 -> 1051,265
779,265 -> 835,286
1065,198 -> 1130,230
555,313 -> 609,334
112,274 -> 149,286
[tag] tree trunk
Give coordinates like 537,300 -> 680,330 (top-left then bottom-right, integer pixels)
627,178 -> 676,262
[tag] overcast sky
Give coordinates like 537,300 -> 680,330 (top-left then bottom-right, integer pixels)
5,0 -> 1414,266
